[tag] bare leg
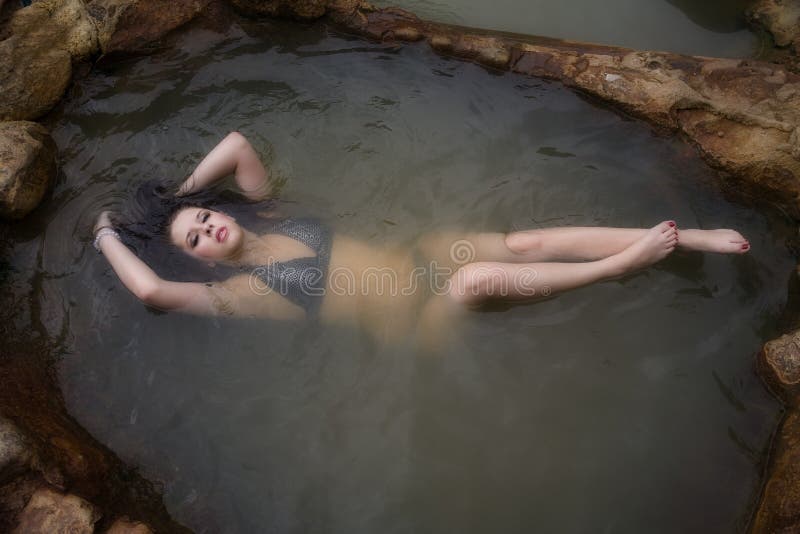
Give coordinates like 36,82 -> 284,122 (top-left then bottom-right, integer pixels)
415,222 -> 678,351
448,222 -> 678,305
506,225 -> 750,260
416,223 -> 749,275
505,226 -> 659,261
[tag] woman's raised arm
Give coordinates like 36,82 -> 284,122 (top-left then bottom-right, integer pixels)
176,132 -> 272,201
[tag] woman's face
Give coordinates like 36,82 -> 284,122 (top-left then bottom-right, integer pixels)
169,207 -> 244,261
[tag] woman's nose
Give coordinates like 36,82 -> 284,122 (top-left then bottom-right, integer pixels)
204,222 -> 214,234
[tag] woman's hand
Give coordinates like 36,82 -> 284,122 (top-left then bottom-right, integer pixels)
93,210 -> 114,236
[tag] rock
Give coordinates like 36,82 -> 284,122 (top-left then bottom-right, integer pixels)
759,328 -> 800,406
6,0 -> 99,60
11,487 -> 99,534
87,0 -> 211,58
106,518 -> 154,534
0,122 -> 57,221
0,42 -> 72,122
0,417 -> 33,485
0,337 -> 194,533
0,0 -> 99,121
747,0 -> 800,48
321,3 -> 800,216
750,410 -> 800,533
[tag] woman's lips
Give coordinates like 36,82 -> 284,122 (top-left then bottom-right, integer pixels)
216,227 -> 227,243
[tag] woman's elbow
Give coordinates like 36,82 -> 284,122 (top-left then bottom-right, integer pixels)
135,280 -> 162,307
226,131 -> 249,149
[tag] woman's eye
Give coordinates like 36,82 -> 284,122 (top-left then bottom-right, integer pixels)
202,212 -> 210,222
191,235 -> 199,248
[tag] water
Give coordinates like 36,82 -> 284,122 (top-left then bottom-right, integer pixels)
374,0 -> 760,57
8,15 -> 792,533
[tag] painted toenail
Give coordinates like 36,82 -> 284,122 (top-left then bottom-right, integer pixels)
668,221 -> 675,227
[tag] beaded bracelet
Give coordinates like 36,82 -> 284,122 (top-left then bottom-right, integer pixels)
93,227 -> 120,252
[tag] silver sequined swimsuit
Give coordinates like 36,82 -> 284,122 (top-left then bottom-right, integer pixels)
254,217 -> 332,315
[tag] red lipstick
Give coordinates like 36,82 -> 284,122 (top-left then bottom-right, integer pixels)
216,227 -> 227,243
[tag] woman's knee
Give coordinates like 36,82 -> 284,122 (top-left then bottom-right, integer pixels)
504,230 -> 543,255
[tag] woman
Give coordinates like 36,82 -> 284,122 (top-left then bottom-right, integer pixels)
93,132 -> 751,343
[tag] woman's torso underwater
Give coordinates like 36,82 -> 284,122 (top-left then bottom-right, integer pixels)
226,216 -> 433,343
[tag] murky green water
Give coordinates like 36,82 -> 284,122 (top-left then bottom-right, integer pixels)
375,0 -> 759,57
7,14 -> 792,534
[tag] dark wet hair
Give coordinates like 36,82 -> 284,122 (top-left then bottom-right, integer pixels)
121,179 -> 218,247
118,179 -> 255,282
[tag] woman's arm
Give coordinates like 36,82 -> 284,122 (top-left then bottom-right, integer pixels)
176,132 -> 272,201
93,212 -> 304,319
93,212 -> 235,315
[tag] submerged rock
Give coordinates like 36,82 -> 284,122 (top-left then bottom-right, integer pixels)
0,332 -> 192,533
750,409 -> 800,533
11,487 -> 99,534
0,122 -> 57,221
0,418 -> 34,485
106,518 -> 155,533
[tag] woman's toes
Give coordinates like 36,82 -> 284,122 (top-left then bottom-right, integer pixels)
656,221 -> 673,233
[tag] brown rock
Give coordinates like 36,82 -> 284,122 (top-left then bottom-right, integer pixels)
0,41 -> 72,122
759,328 -> 800,406
11,487 -> 99,534
106,518 -> 154,534
0,122 -> 57,221
750,410 -> 800,533
7,0 -> 99,59
0,0 -> 100,121
0,336 -> 192,533
0,417 -> 33,485
87,0 -> 211,58
747,0 -> 800,48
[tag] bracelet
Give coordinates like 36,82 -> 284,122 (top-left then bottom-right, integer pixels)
93,224 -> 113,235
93,228 -> 120,252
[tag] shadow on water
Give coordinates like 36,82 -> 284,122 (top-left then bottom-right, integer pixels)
665,0 -> 751,33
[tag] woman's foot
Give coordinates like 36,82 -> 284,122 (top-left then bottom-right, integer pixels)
677,229 -> 750,254
607,221 -> 678,275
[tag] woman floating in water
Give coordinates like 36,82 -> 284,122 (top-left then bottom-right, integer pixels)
94,132 -> 750,342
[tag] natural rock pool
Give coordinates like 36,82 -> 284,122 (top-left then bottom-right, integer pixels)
373,0 -> 760,57
7,14 -> 794,533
